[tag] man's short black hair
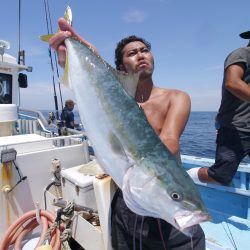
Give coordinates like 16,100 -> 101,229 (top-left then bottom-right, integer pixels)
114,35 -> 151,70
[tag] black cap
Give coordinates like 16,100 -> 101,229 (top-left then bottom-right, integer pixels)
239,31 -> 250,39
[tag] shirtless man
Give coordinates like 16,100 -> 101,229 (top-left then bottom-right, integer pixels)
50,18 -> 205,250
115,35 -> 190,159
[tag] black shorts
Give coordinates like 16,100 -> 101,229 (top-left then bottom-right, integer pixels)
208,127 -> 250,185
111,189 -> 205,250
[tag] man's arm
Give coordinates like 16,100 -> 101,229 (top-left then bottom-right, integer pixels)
225,63 -> 250,102
159,91 -> 191,157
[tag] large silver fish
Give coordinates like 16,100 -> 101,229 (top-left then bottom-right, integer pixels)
63,37 -> 210,234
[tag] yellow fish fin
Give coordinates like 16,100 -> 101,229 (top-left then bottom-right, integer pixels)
39,34 -> 53,43
60,54 -> 71,89
39,6 -> 72,43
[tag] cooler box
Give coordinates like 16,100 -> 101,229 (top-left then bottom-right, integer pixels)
61,160 -> 104,210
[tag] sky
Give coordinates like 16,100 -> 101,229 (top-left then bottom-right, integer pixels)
1,0 -> 250,111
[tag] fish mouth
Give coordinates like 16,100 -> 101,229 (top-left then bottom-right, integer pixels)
174,210 -> 211,236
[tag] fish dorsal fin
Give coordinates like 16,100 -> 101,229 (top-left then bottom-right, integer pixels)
95,54 -> 139,98
98,58 -> 139,98
111,68 -> 139,98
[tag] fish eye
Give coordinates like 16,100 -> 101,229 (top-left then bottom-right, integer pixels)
171,192 -> 183,201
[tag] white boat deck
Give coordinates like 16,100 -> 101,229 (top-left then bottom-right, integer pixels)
0,133 -> 54,153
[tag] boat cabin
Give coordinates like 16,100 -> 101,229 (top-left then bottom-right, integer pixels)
0,40 -> 31,106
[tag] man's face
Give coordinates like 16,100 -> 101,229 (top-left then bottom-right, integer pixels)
67,102 -> 74,110
120,41 -> 154,77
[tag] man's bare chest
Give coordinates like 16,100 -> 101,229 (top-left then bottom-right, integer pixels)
140,101 -> 169,134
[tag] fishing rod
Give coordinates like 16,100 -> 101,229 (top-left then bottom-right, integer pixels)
45,0 -> 64,112
43,0 -> 63,121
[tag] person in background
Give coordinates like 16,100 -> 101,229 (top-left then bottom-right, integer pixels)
49,18 -> 205,250
188,30 -> 250,186
61,99 -> 76,129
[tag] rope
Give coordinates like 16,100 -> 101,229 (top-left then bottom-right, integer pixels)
42,220 -> 58,245
133,214 -> 138,250
60,228 -> 72,242
157,218 -> 168,250
46,202 -> 75,245
62,202 -> 75,218
208,208 -> 238,250
221,220 -> 238,250
139,216 -> 144,250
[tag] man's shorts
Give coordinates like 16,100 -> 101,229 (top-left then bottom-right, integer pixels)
111,189 -> 205,250
208,127 -> 250,185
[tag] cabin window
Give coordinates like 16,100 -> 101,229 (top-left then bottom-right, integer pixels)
0,73 -> 12,104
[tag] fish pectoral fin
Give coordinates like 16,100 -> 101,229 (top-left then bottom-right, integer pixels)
39,34 -> 54,43
112,69 -> 139,98
109,133 -> 129,161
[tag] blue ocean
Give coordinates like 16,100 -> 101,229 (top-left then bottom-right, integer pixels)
180,112 -> 217,158
41,110 -> 250,163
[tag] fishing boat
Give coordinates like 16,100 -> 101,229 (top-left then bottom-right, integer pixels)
182,155 -> 250,250
1,37 -> 250,250
1,5 -> 250,250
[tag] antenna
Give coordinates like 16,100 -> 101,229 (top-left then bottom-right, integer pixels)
0,40 -> 10,60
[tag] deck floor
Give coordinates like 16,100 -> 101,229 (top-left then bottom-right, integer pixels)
203,209 -> 250,250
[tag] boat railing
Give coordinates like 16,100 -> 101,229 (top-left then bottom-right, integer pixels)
19,108 -> 49,126
0,133 -> 89,158
18,108 -> 55,135
18,108 -> 86,137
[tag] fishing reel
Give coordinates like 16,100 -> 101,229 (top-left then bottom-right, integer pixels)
47,111 -> 56,125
